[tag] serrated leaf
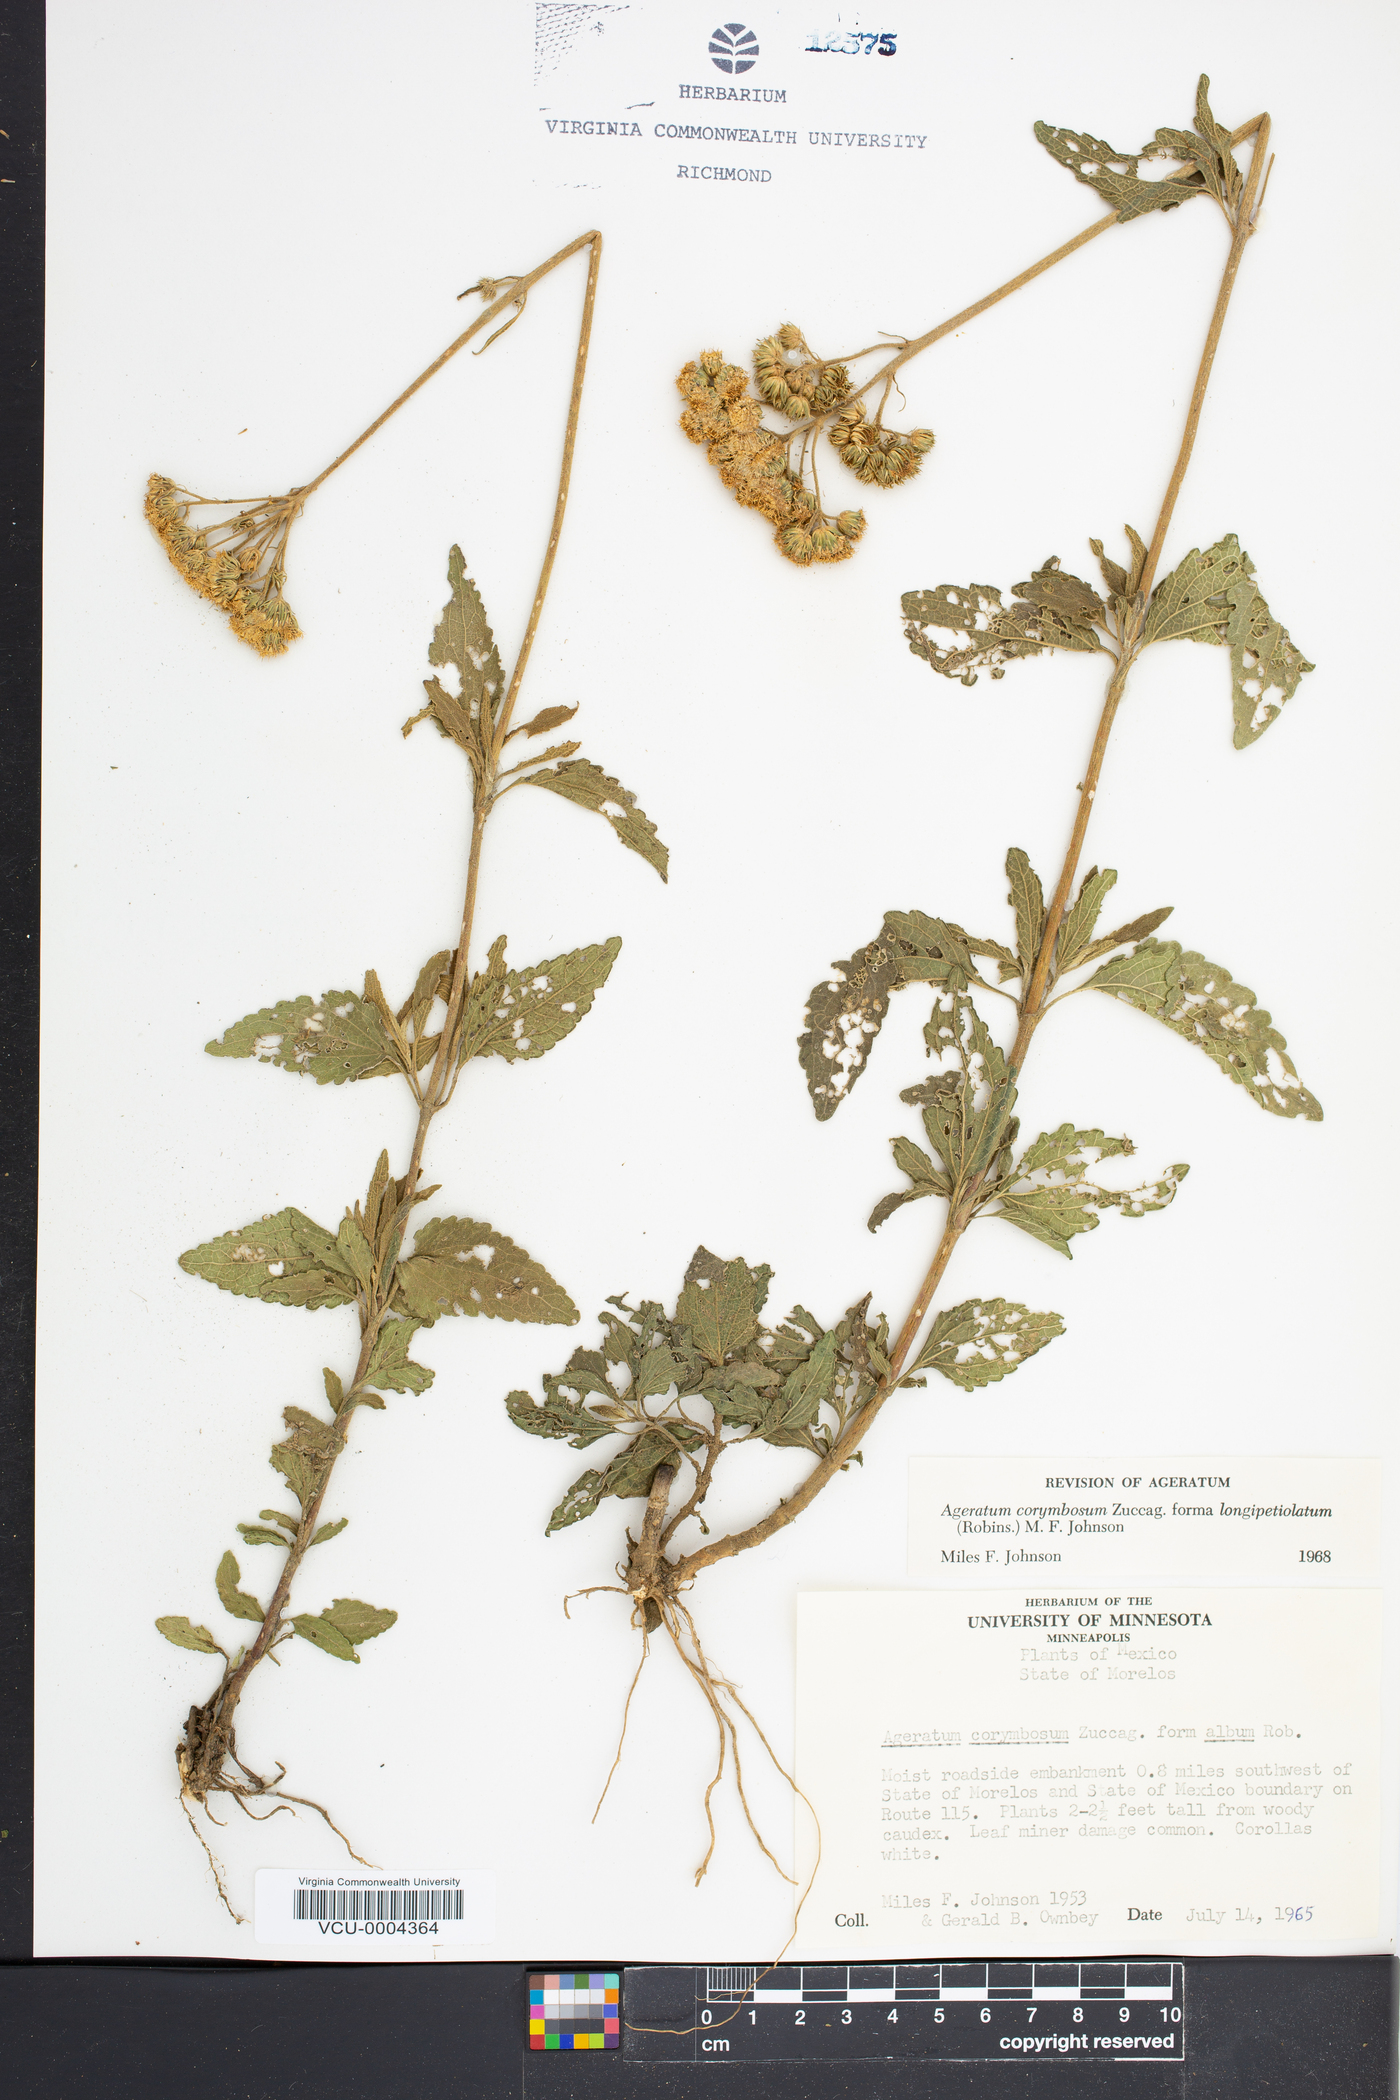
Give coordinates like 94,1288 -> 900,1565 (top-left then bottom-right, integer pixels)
206,985 -> 401,1084
1086,939 -> 1322,1119
1143,533 -> 1313,745
1152,76 -> 1243,218
311,1517 -> 348,1546
913,1299 -> 1065,1388
429,545 -> 503,736
868,1136 -> 949,1233
767,1328 -> 837,1438
676,1252 -> 763,1366
322,1597 -> 398,1645
902,560 -> 1104,686
546,1427 -> 694,1535
1071,906 -> 1175,972
991,1126 -> 1187,1257
1033,118 -> 1210,220
395,1217 -> 579,1326
1056,867 -> 1117,972
916,988 -> 1012,1189
520,759 -> 669,881
178,1207 -> 357,1312
291,1613 -> 359,1662
270,1442 -> 321,1509
215,1549 -> 264,1625
505,1384 -> 619,1448
799,914 -> 978,1119
156,1616 -> 221,1655
1006,849 -> 1047,981
364,1314 -> 434,1395
236,1524 -> 294,1548
459,937 -> 622,1064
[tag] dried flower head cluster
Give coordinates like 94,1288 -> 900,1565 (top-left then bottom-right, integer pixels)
829,406 -> 935,487
676,351 -> 865,567
145,476 -> 303,656
677,322 -> 936,567
753,324 -> 851,420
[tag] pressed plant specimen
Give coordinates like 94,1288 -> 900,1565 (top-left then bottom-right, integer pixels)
677,79 -> 1268,567
510,80 -> 1317,1882
145,233 -> 599,655
154,234 -> 670,1919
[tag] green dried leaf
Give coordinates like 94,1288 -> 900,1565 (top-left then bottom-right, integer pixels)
913,1298 -> 1065,1388
336,1216 -> 375,1293
520,759 -> 669,882
1006,849 -> 1047,982
205,984 -> 401,1084
676,1248 -> 766,1366
291,1614 -> 359,1662
311,1517 -> 348,1546
798,914 -> 979,1119
989,1124 -> 1188,1257
914,987 -> 1013,1193
505,1379 -> 620,1448
1152,76 -> 1243,218
156,1616 -> 221,1655
260,1508 -> 299,1530
868,1136 -> 949,1233
1033,117 -> 1210,220
236,1524 -> 294,1548
364,1314 -> 434,1395
1143,534 -> 1313,745
422,544 -> 503,746
459,937 -> 622,1065
1056,866 -> 1116,972
322,1597 -> 398,1645
395,1216 -> 579,1326
270,1441 -> 322,1509
215,1550 -> 264,1625
178,1207 -> 357,1312
546,1426 -> 696,1535
902,560 -> 1104,685
766,1328 -> 837,1438
1086,938 -> 1322,1119
1070,906 -> 1175,973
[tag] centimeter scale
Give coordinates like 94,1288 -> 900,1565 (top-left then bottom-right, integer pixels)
622,1959 -> 1187,2064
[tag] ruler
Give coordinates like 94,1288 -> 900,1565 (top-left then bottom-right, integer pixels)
622,1959 -> 1187,2063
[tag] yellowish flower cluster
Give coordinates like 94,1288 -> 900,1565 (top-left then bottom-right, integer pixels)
676,353 -> 866,568
144,476 -> 303,656
753,324 -> 851,422
829,408 -> 935,487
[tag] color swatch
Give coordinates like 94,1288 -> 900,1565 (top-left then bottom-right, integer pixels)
527,1971 -> 621,2050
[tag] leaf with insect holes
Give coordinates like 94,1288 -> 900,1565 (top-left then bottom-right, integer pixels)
901,560 -> 1104,686
546,1425 -> 701,1535
402,545 -> 503,758
1086,939 -> 1322,1119
215,1549 -> 264,1624
1034,88 -> 1221,222
987,1124 -> 1188,1257
675,1251 -> 767,1367
363,1314 -> 434,1396
518,759 -> 669,881
908,987 -> 1014,1196
799,912 -> 1004,1119
911,1299 -> 1065,1389
205,983 -> 402,1085
156,1616 -> 221,1654
459,937 -> 622,1065
1143,534 -> 1312,746
394,1217 -> 579,1326
179,1207 -> 357,1311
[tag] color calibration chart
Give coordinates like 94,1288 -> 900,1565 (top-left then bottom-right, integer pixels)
528,1971 -> 621,2050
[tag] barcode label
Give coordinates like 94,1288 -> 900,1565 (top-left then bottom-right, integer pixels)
292,1886 -> 465,1922
255,1867 -> 495,1949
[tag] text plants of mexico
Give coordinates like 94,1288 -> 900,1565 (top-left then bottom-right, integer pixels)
150,237 -> 669,1919
509,81 -> 1318,1885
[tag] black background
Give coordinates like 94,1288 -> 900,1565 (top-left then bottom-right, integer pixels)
0,4 -> 1393,2091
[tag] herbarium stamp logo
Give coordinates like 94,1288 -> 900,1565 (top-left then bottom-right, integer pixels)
709,22 -> 759,74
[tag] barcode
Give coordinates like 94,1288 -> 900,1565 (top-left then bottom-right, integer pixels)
292,1887 -> 465,1922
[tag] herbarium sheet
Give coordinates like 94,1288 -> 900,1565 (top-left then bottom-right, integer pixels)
36,0 -> 1400,1963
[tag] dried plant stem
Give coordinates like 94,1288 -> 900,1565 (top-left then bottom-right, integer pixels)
786,115 -> 1266,447
176,237 -> 603,1865
663,120 -> 1270,1591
